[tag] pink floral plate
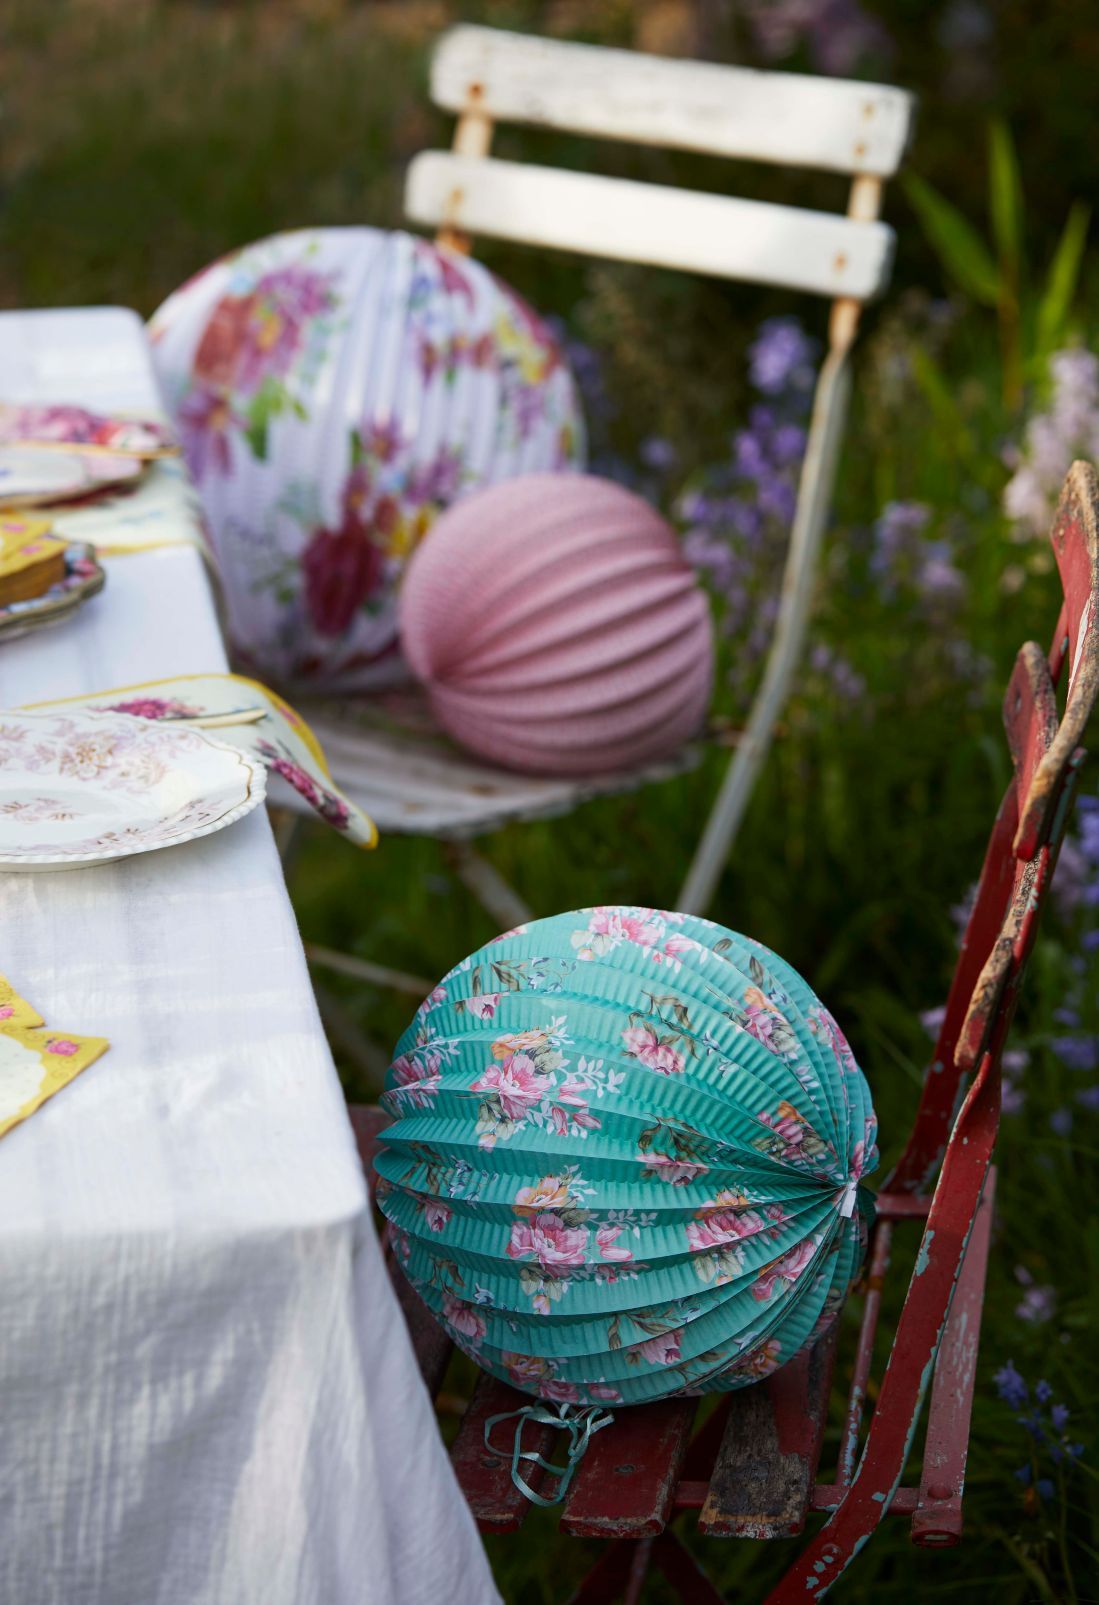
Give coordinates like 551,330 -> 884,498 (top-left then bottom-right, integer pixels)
0,446 -> 143,511
0,710 -> 266,870
0,542 -> 106,642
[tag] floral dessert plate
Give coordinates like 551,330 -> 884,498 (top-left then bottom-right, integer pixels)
0,710 -> 266,870
0,542 -> 106,642
0,446 -> 143,511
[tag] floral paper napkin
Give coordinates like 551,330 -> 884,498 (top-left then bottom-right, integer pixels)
24,672 -> 378,848
0,975 -> 109,1141
46,457 -> 213,559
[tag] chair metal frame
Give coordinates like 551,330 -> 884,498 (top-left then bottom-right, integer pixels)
349,462 -> 1099,1601
292,25 -> 916,995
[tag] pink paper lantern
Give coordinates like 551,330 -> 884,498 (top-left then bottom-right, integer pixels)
398,473 -> 714,775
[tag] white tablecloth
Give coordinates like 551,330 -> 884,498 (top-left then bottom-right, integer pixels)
0,308 -> 499,1605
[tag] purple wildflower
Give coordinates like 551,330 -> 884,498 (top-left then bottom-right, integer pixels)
639,436 -> 679,474
741,0 -> 892,74
748,318 -> 819,397
1051,1035 -> 1099,1072
1050,1105 -> 1074,1136
1014,1267 -> 1055,1325
994,1361 -> 1029,1409
920,1003 -> 947,1037
1004,348 -> 1099,538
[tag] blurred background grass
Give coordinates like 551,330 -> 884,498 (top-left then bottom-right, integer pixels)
3,2 -> 1098,1600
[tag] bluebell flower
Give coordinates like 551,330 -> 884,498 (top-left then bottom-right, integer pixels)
748,317 -> 818,396
1051,1036 -> 1099,1072
994,1361 -> 1029,1409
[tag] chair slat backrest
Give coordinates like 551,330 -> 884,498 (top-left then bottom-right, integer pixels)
407,24 -> 916,914
407,24 -> 914,300
406,153 -> 895,298
786,465 -> 1099,1598
888,464 -> 1099,1192
430,25 -> 914,176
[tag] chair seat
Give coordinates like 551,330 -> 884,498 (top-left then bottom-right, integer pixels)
349,1100 -> 996,1600
289,686 -> 699,840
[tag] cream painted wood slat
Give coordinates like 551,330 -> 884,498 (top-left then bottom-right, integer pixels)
406,154 -> 895,299
431,25 -> 914,177
286,691 -> 698,839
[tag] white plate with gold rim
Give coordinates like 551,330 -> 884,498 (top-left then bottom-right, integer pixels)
0,710 -> 265,870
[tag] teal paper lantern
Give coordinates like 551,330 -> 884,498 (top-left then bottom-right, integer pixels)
374,907 -> 877,1414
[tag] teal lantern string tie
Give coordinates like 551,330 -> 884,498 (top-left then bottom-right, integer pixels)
483,1402 -> 616,1506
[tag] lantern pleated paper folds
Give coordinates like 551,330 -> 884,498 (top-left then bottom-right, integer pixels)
398,474 -> 714,774
149,228 -> 584,688
374,908 -> 877,1408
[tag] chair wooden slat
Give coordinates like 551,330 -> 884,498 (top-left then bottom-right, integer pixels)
388,1260 -> 455,1397
431,26 -> 915,176
289,688 -> 696,839
450,1375 -> 557,1531
1018,461 -> 1099,855
698,1326 -> 837,1537
560,1397 -> 697,1539
347,1102 -> 389,1193
911,1168 -> 997,1548
407,154 -> 896,300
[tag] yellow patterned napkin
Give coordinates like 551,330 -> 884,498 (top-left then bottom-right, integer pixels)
0,977 -> 109,1139
0,974 -> 43,1029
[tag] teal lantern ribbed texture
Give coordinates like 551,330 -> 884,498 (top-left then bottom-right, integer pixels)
374,907 -> 877,1408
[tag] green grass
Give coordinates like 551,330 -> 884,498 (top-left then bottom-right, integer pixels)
4,5 -> 1097,1600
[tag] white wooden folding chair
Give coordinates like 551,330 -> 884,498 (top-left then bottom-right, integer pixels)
292,24 -> 915,992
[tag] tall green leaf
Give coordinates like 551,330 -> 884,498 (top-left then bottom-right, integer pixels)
1035,201 -> 1091,361
988,118 -> 1024,294
904,172 -> 1002,307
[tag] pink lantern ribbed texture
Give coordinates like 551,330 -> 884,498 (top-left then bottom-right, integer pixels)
398,473 -> 714,775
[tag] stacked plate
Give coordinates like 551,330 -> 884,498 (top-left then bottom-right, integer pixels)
0,710 -> 266,871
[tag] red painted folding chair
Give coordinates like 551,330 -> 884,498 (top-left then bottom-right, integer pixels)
350,460 -> 1099,1601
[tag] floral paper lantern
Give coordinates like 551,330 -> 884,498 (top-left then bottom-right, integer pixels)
149,228 -> 584,688
374,907 -> 877,1413
398,474 -> 714,774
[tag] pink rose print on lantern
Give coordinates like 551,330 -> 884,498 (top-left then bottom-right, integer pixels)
194,267 -> 337,396
550,1077 -> 601,1135
621,1024 -> 685,1076
471,1052 -> 553,1121
642,1153 -> 709,1185
755,1102 -> 809,1160
587,1383 -> 622,1403
463,993 -> 502,1021
686,1204 -> 769,1254
389,1047 -> 442,1110
753,1237 -> 819,1302
507,1211 -> 589,1271
441,1289 -> 487,1346
541,1379 -> 582,1404
595,1223 -> 633,1263
46,1039 -> 78,1057
421,1199 -> 451,1233
637,1329 -> 682,1367
301,500 -> 385,637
